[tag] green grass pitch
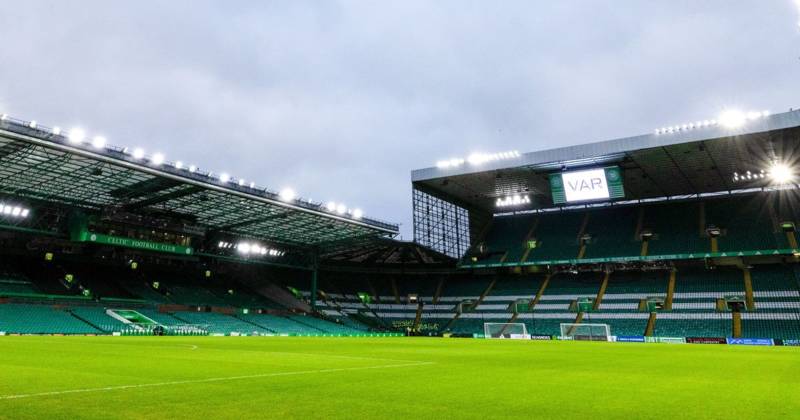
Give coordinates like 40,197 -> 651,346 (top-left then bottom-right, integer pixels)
0,336 -> 798,419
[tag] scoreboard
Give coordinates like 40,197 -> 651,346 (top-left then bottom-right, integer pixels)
549,166 -> 624,204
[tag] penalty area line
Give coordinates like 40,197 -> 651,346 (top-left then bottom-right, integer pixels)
0,361 -> 435,401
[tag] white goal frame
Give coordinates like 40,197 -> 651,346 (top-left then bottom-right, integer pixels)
559,323 -> 610,341
484,322 -> 529,339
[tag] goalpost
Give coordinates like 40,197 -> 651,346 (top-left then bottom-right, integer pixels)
559,323 -> 610,341
484,322 -> 529,339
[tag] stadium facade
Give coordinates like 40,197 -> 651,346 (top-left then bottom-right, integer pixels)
1,109 -> 800,344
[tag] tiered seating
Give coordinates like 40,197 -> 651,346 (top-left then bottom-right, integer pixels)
0,304 -> 99,334
238,314 -> 323,334
653,314 -> 732,338
0,279 -> 39,295
171,311 -> 268,335
473,194 -> 793,265
478,215 -> 534,263
306,265 -> 800,340
207,286 -> 278,309
705,196 -> 784,251
642,201 -> 705,255
70,307 -> 128,332
328,314 -> 371,331
135,309 -> 186,326
166,285 -> 228,306
118,282 -> 171,303
582,207 -> 640,259
286,315 -> 362,334
744,265 -> 800,339
741,314 -> 800,339
525,211 -> 584,261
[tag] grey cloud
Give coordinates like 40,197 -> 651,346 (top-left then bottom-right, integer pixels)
0,0 -> 797,238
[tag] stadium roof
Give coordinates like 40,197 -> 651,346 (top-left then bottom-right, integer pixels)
412,109 -> 800,213
0,116 -> 399,253
321,238 -> 453,266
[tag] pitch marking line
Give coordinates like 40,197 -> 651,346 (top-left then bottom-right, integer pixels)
0,361 -> 435,401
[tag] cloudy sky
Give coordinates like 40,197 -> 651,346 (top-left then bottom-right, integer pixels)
1,1 -> 798,238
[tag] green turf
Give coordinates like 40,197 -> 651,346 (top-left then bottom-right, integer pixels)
0,337 -> 798,419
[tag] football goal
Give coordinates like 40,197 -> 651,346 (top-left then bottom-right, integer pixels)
484,322 -> 529,339
559,323 -> 610,341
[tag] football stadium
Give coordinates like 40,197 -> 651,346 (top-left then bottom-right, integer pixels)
1,107 -> 800,418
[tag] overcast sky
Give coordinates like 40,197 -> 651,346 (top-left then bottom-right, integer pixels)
1,1 -> 798,238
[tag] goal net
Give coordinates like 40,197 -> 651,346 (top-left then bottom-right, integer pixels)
484,322 -> 529,339
559,323 -> 610,341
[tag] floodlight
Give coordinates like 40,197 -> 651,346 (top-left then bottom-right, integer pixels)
132,148 -> 145,159
747,111 -> 762,120
352,209 -> 363,219
220,173 -> 231,183
279,188 -> 296,202
326,201 -> 337,212
29,120 -> 37,128
467,153 -> 485,165
91,136 -> 106,149
20,208 -> 29,218
68,128 -> 85,144
237,243 -> 251,254
52,126 -> 61,135
11,207 -> 21,217
175,161 -> 183,169
151,153 -> 165,165
238,179 -> 245,186
0,114 -> 6,121
718,110 -> 746,129
188,165 -> 197,173
336,204 -> 347,214
769,162 -> 794,184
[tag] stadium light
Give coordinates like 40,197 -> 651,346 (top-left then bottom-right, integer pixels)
234,241 -> 283,258
732,170 -> 766,182
174,161 -> 183,169
238,179 -> 245,186
326,201 -> 337,212
219,173 -> 231,183
28,120 -> 37,128
496,194 -> 531,208
0,114 -> 7,121
91,136 -> 106,149
769,162 -> 794,184
132,148 -> 145,159
0,203 -> 30,219
151,153 -> 165,165
188,165 -> 197,173
655,109 -> 769,135
52,126 -> 61,135
279,188 -> 296,202
352,209 -> 363,219
719,110 -> 747,129
68,128 -> 85,144
336,203 -> 347,214
436,151 -> 520,168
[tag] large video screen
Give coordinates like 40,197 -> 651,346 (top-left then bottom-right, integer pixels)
550,166 -> 624,204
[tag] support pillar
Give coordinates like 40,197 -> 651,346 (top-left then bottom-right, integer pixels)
310,252 -> 319,310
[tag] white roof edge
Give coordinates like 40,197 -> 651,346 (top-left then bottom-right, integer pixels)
411,109 -> 800,182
